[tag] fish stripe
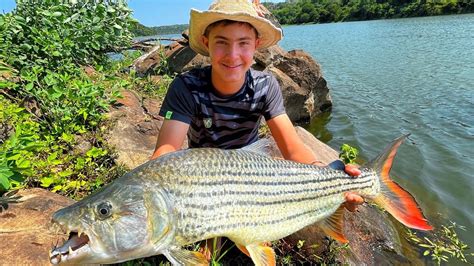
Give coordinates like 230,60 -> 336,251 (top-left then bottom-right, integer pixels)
169,176 -> 373,200
175,172 -> 373,187
178,183 -> 373,210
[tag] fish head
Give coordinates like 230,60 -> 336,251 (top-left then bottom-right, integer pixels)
49,178 -> 175,264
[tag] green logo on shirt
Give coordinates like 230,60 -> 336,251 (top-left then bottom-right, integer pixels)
203,118 -> 212,128
165,111 -> 172,120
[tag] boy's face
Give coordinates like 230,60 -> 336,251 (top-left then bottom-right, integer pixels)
202,22 -> 260,89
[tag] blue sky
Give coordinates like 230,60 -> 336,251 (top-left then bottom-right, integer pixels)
0,0 -> 285,27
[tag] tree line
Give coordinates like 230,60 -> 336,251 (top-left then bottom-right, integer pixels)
130,22 -> 188,37
264,0 -> 473,25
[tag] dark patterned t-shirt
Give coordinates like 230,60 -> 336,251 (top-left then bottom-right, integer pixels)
159,66 -> 286,149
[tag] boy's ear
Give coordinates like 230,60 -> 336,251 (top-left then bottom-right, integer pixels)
255,38 -> 261,49
201,35 -> 210,50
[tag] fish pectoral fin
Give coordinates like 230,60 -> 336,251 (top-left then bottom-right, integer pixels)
236,243 -> 250,257
164,246 -> 209,266
246,243 -> 276,266
319,205 -> 348,243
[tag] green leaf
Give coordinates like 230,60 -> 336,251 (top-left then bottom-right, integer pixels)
7,154 -> 21,161
15,157 -> 30,169
52,51 -> 61,57
20,43 -> 32,50
52,185 -> 63,192
25,82 -> 34,91
113,24 -> 123,30
52,12 -> 63,17
58,169 -> 73,177
0,168 -> 14,190
40,177 -> 55,188
86,147 -> 106,158
0,175 -> 10,190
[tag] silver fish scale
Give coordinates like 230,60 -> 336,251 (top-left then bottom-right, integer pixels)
142,148 -> 379,245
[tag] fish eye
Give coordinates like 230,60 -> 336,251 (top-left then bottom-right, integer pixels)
96,202 -> 112,219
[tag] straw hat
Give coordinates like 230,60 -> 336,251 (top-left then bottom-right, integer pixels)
189,0 -> 283,56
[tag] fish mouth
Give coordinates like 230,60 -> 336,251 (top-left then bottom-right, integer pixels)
49,228 -> 90,264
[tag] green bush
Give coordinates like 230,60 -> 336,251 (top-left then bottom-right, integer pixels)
0,1 -> 134,194
0,0 -> 134,71
0,95 -> 44,190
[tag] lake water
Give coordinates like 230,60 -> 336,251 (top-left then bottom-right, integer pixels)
279,14 -> 474,248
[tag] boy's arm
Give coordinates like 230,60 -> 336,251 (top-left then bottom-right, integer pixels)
266,114 -> 319,164
150,119 -> 189,160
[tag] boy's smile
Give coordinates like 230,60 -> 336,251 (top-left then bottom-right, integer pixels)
201,22 -> 260,96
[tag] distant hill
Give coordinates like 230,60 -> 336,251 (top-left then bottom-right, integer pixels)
130,21 -> 188,37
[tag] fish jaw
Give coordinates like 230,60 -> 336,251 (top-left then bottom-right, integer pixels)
49,177 -> 176,264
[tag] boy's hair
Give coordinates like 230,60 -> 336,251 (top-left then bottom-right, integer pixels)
203,19 -> 259,38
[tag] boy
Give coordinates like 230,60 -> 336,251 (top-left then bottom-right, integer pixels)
151,0 -> 362,259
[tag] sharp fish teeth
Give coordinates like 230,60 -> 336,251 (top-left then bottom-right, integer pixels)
48,250 -> 52,258
78,229 -> 83,238
69,246 -> 74,254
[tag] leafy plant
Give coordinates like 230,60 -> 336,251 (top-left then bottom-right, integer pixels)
406,221 -> 473,265
339,143 -> 359,164
0,1 -> 133,196
0,0 -> 134,71
0,95 -> 44,191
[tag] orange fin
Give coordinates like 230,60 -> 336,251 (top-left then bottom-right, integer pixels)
320,205 -> 348,243
246,243 -> 276,266
165,247 -> 209,266
368,134 -> 433,231
236,243 -> 250,257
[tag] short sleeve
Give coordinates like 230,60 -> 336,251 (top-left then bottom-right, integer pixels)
159,77 -> 197,124
263,75 -> 286,120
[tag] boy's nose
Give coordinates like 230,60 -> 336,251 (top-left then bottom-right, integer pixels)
226,43 -> 240,59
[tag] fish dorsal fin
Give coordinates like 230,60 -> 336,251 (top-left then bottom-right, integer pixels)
246,243 -> 276,266
319,205 -> 348,243
240,138 -> 273,157
164,246 -> 209,266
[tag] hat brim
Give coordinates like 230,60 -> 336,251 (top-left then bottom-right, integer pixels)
189,9 -> 283,56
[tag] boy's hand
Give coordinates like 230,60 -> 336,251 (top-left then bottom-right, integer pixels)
344,164 -> 363,212
344,164 -> 361,177
344,192 -> 364,212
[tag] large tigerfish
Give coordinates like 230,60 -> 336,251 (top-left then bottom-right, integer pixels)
50,135 -> 432,265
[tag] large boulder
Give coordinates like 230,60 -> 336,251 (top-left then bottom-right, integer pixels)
106,90 -> 181,170
130,39 -> 332,123
0,189 -> 73,265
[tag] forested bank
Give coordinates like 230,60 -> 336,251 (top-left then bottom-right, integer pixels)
265,0 -> 473,24
130,22 -> 188,37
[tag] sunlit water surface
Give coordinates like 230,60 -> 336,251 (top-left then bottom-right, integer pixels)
280,14 -> 474,247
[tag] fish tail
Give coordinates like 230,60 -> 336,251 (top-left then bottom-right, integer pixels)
367,134 -> 433,231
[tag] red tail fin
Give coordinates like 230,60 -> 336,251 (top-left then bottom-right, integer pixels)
368,134 -> 433,231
